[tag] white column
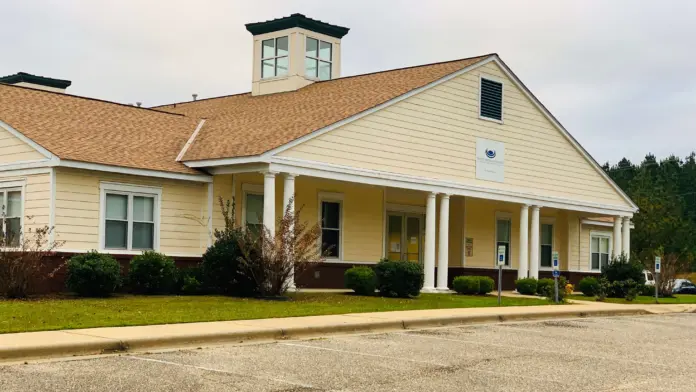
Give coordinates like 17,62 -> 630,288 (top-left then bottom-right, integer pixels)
529,205 -> 540,279
622,216 -> 631,258
612,216 -> 622,259
517,204 -> 529,280
263,172 -> 276,237
436,194 -> 450,291
283,174 -> 296,290
423,192 -> 437,292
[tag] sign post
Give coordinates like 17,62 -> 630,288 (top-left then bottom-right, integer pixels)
552,251 -> 560,303
654,256 -> 661,303
496,245 -> 506,306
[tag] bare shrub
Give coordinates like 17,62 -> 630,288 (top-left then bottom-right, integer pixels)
649,250 -> 690,297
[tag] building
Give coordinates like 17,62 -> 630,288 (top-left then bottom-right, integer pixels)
0,14 -> 636,291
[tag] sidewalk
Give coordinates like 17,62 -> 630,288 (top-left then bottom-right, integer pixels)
1,302 -> 694,363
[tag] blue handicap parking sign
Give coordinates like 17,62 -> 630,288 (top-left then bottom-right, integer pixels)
552,270 -> 560,278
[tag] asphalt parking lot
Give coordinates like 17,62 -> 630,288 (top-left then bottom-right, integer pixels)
0,313 -> 694,391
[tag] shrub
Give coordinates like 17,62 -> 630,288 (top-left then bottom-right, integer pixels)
128,251 -> 177,294
608,279 -> 641,299
66,251 -> 121,297
176,266 -> 204,295
478,276 -> 495,294
515,278 -> 537,295
601,254 -> 645,287
344,266 -> 377,295
640,284 -> 655,297
536,278 -> 554,296
597,277 -> 610,301
374,259 -> 424,298
453,276 -> 480,294
578,277 -> 600,297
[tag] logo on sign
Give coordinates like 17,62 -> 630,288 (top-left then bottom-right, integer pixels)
485,149 -> 496,159
552,270 -> 560,278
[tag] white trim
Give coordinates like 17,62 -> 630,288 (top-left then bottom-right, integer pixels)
0,179 -> 26,188
261,56 -> 498,157
321,259 -> 377,265
186,156 -> 271,168
59,160 -> 212,183
0,119 -> 55,159
49,168 -> 56,244
385,203 -> 425,214
589,230 -> 613,272
461,197 -> 467,267
0,160 -> 53,173
207,182 -> 214,247
99,182 -> 162,252
176,120 -> 206,162
318,192 -> 344,261
382,187 -> 387,258
0,167 -> 52,177
269,157 -> 635,216
582,218 -> 635,229
0,181 -> 25,248
494,211 -> 512,267
209,163 -> 270,175
478,74 -> 505,124
58,249 -> 204,259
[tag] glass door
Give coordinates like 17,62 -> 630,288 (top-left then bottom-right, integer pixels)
386,213 -> 423,263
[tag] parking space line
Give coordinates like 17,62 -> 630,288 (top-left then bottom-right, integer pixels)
127,355 -> 315,389
396,332 -> 678,369
279,342 -> 563,384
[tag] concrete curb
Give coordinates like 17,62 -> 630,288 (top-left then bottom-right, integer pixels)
0,306 -> 667,363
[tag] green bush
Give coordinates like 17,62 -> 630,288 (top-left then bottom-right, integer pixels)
578,277 -> 600,297
536,278 -> 554,296
601,254 -> 646,286
640,284 -> 655,297
609,279 -> 641,299
128,251 -> 177,294
66,251 -> 121,297
477,276 -> 494,294
515,278 -> 537,295
176,266 -> 205,295
201,232 -> 256,297
453,276 -> 480,294
374,259 -> 424,298
344,266 -> 377,295
538,276 -> 567,301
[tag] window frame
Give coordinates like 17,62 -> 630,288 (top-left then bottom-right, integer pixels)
305,36 -> 333,81
318,192 -> 344,260
539,218 -> 556,270
589,231 -> 613,272
479,74 -> 505,124
99,182 -> 161,253
260,36 -> 289,79
494,211 -> 512,267
0,180 -> 25,248
241,183 -> 265,235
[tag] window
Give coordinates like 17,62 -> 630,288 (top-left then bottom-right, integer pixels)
305,37 -> 332,81
245,193 -> 264,236
101,183 -> 160,251
261,36 -> 289,79
480,77 -> 503,121
591,235 -> 611,271
320,200 -> 341,258
0,187 -> 22,247
540,224 -> 553,267
496,217 -> 511,266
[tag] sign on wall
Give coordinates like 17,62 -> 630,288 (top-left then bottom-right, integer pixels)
476,138 -> 505,183
465,237 -> 474,257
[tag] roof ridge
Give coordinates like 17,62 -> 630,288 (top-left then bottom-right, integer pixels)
154,53 -> 495,109
0,83 -> 186,117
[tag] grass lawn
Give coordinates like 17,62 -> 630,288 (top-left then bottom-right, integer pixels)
0,293 -> 551,334
567,294 -> 696,304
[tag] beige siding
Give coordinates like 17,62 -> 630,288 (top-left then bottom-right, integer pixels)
0,170 -> 50,233
54,168 -> 208,255
280,61 -> 630,209
0,126 -> 45,164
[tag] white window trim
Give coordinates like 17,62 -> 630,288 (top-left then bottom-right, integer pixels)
539,217 -> 556,271
305,36 -> 333,81
99,182 -> 162,252
0,179 -> 25,249
589,230 -> 613,272
318,192 -> 344,261
494,211 -> 513,268
478,74 -> 505,124
261,36 -> 289,79
241,183 -> 264,228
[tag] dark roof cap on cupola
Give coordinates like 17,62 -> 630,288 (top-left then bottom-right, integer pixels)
245,13 -> 350,39
0,72 -> 72,89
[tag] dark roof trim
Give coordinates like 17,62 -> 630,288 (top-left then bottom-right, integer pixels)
245,13 -> 349,39
0,72 -> 72,89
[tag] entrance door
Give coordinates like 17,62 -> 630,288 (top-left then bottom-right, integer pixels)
386,213 -> 424,263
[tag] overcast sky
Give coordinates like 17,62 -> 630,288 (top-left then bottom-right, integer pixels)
3,0 -> 695,165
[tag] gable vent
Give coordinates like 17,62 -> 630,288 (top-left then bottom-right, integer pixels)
480,78 -> 503,121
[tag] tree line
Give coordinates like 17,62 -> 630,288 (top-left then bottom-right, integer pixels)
603,153 -> 696,271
